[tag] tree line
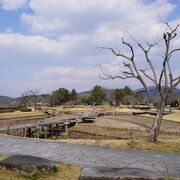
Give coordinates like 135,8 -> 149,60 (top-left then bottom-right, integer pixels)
50,85 -> 144,106
20,85 -> 143,107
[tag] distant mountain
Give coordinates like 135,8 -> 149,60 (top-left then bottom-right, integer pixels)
0,96 -> 13,102
0,94 -> 51,107
135,86 -> 180,97
0,96 -> 14,106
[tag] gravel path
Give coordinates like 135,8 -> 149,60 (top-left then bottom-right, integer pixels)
0,135 -> 179,178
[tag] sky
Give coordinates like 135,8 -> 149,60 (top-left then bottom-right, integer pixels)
0,0 -> 179,97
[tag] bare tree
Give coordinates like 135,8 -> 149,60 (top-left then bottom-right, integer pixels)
100,23 -> 180,142
29,89 -> 40,111
20,91 -> 30,107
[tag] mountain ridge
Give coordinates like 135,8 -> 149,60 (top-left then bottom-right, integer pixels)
135,86 -> 180,97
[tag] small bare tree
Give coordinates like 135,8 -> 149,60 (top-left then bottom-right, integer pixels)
20,91 -> 30,107
100,23 -> 180,142
29,89 -> 40,111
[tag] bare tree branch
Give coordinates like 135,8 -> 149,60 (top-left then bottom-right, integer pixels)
138,42 -> 158,86
121,38 -> 134,60
168,48 -> 180,57
173,76 -> 180,82
140,69 -> 155,83
173,77 -> 180,88
101,47 -> 132,61
99,66 -> 129,80
123,62 -> 137,76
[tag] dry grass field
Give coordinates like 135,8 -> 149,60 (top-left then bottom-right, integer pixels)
161,111 -> 180,122
143,110 -> 180,123
0,111 -> 44,120
68,115 -> 180,139
0,111 -> 46,128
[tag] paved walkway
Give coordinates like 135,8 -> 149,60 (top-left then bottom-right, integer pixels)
0,135 -> 179,178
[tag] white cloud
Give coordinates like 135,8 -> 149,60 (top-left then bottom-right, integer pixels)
21,14 -> 69,34
35,66 -> 98,81
21,0 -> 175,37
0,0 -> 28,10
0,33 -> 67,57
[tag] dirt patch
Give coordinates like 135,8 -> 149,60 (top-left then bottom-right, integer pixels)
95,117 -> 147,130
68,124 -> 148,140
98,115 -> 180,133
66,115 -> 180,140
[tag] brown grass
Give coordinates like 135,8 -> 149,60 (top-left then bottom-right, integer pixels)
58,139 -> 180,153
67,115 -> 180,140
163,111 -> 180,122
102,115 -> 180,133
68,124 -> 148,140
0,111 -> 44,120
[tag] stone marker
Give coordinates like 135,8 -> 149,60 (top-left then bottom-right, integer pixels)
0,155 -> 56,175
80,166 -> 164,180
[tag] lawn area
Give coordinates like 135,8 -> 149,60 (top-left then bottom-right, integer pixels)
143,110 -> 180,123
0,161 -> 81,180
163,111 -> 180,122
57,105 -> 114,114
0,111 -> 44,120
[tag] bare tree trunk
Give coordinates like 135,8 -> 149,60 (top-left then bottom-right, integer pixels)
148,100 -> 165,142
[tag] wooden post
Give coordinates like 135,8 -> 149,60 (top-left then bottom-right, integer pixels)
27,128 -> 31,137
75,115 -> 78,125
37,127 -> 40,139
45,126 -> 47,139
24,126 -> 27,137
41,125 -> 44,131
37,121 -> 40,138
65,118 -> 68,133
7,126 -> 10,135
93,111 -> 96,117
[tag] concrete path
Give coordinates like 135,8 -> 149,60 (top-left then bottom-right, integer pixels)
0,135 -> 179,178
